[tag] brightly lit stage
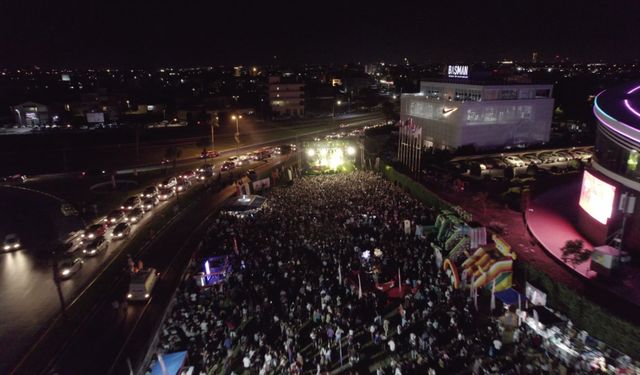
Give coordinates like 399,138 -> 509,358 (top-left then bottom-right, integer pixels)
303,140 -> 357,172
525,177 -> 596,279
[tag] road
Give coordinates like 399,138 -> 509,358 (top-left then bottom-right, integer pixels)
5,113 -> 382,375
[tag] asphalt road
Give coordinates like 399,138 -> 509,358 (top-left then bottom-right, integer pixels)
45,154 -> 284,375
4,114 -> 380,375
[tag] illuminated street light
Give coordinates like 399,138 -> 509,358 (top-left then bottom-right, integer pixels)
231,115 -> 243,160
307,149 -> 316,157
346,146 -> 356,156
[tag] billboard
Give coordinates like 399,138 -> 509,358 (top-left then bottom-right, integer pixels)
579,171 -> 616,225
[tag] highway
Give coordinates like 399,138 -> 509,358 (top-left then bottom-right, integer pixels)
4,113 -> 383,375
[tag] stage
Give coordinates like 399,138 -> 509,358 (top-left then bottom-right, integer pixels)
526,179 -> 597,279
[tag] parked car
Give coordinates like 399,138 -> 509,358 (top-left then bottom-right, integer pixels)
83,236 -> 108,256
200,150 -> 220,159
82,223 -> 108,240
158,187 -> 175,201
142,186 -> 158,198
112,222 -> 131,239
556,151 -> 573,161
570,150 -> 592,161
105,209 -> 126,225
57,257 -> 83,279
522,154 -> 542,165
490,158 -> 508,169
158,177 -> 177,189
142,196 -> 159,210
503,155 -> 525,167
121,196 -> 142,211
3,234 -> 21,251
126,208 -> 145,224
538,152 -> 558,163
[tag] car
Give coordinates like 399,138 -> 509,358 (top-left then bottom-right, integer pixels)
80,169 -> 107,178
83,236 -> 108,257
105,209 -> 126,225
127,268 -> 159,301
121,196 -> 142,211
179,170 -> 197,181
238,154 -> 251,162
158,177 -> 177,189
126,208 -> 145,224
522,154 -> 543,165
196,164 -> 214,174
57,257 -> 83,279
221,161 -> 236,171
503,155 -> 525,167
3,234 -> 21,251
556,151 -> 573,161
200,150 -> 220,159
82,223 -> 108,240
538,152 -> 558,163
570,150 -> 592,161
2,174 -> 27,184
112,222 -> 131,239
142,186 -> 158,198
142,196 -> 159,210
246,169 -> 258,181
160,158 -> 171,165
61,202 -> 79,216
175,179 -> 191,192
158,187 -> 175,201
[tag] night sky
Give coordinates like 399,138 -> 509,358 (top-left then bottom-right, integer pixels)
1,0 -> 639,67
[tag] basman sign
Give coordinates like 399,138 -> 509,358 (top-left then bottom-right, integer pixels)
447,65 -> 469,79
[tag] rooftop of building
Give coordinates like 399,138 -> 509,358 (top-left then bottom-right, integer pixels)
595,81 -> 640,132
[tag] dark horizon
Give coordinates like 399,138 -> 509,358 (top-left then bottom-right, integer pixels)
1,0 -> 639,68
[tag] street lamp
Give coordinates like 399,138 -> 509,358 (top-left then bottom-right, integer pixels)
231,114 -> 242,160
332,100 -> 342,126
14,109 -> 22,127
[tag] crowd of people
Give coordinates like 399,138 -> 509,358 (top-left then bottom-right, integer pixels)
150,170 -> 611,374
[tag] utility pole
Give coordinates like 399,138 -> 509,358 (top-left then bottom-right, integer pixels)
211,115 -> 219,151
51,253 -> 67,320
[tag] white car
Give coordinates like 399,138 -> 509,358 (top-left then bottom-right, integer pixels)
3,234 -> 21,251
58,257 -> 83,279
504,155 -> 525,168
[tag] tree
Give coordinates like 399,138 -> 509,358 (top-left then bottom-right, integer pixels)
561,239 -> 591,266
164,146 -> 182,168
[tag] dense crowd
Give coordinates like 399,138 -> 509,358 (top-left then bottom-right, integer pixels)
151,171 -> 607,374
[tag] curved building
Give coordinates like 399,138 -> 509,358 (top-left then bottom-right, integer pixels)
578,82 -> 640,253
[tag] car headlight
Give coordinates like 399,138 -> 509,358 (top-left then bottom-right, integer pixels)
3,245 -> 10,250
61,269 -> 70,275
130,217 -> 137,222
110,218 -> 116,223
117,233 -> 123,237
81,234 -> 85,238
13,243 -> 19,248
127,293 -> 133,299
144,293 -> 150,299
88,233 -> 95,238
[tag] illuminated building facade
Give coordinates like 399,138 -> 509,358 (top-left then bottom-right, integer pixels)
268,76 -> 305,119
578,81 -> 640,253
399,80 -> 554,150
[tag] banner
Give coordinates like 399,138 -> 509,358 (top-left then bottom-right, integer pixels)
252,177 -> 271,192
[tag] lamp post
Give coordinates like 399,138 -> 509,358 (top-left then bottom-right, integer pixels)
14,108 -> 22,127
332,100 -> 341,126
211,115 -> 219,152
231,114 -> 242,160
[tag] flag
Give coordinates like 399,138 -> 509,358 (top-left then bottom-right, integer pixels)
358,273 -> 362,299
157,353 -> 168,375
233,237 -> 239,255
338,263 -> 342,286
490,279 -> 496,311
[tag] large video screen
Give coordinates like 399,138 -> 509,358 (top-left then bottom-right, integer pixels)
579,171 -> 616,225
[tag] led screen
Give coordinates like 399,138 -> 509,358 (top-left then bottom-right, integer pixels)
579,171 -> 615,225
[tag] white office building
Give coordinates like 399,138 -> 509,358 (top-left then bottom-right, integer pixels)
400,81 -> 554,150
